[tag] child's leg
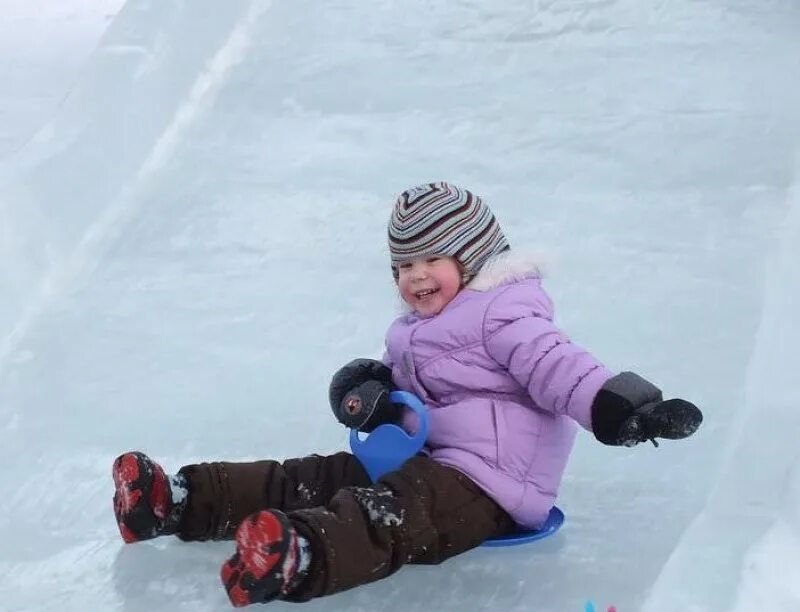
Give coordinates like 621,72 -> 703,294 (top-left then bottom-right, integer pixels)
223,455 -> 514,603
113,451 -> 370,543
177,451 -> 370,541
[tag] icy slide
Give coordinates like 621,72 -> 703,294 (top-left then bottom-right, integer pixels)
1,1 -> 799,610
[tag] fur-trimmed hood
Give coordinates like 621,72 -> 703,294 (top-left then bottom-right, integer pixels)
465,250 -> 547,292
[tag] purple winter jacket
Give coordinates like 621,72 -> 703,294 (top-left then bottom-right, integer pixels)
383,253 -> 615,528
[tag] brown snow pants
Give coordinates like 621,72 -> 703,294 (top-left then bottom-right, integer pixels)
176,452 -> 515,601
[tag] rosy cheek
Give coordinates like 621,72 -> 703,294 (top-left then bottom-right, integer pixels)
399,284 -> 415,303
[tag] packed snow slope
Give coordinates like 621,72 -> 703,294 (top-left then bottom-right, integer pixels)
1,1 -> 799,611
0,0 -> 123,159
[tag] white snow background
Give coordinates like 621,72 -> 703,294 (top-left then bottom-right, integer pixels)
0,1 -> 799,611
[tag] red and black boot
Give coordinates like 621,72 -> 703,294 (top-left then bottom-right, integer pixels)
112,451 -> 187,543
220,510 -> 310,607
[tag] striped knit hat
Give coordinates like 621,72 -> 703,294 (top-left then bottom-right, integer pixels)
388,182 -> 509,282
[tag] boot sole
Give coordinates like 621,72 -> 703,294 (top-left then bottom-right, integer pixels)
112,452 -> 170,543
221,510 -> 298,607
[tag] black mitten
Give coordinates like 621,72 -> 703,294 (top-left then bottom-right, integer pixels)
329,359 -> 399,432
591,372 -> 703,447
616,398 -> 704,447
334,379 -> 403,432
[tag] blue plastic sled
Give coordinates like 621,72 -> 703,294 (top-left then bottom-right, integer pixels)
350,390 -> 564,547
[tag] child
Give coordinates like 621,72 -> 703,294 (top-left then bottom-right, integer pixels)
112,182 -> 703,607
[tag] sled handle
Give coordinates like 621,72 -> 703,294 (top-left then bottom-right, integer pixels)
349,391 -> 429,481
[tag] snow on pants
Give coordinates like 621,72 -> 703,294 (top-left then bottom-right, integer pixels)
176,452 -> 515,601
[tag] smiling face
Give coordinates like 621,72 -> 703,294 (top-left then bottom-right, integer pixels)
397,255 -> 463,317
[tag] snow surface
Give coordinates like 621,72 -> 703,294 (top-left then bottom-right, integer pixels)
1,1 -> 799,611
0,0 -> 124,159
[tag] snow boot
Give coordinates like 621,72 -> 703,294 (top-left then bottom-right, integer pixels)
112,451 -> 187,543
220,510 -> 310,607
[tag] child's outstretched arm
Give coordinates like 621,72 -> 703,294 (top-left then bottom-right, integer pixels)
483,283 -> 702,446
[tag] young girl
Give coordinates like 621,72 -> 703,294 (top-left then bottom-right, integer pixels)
112,182 -> 703,607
